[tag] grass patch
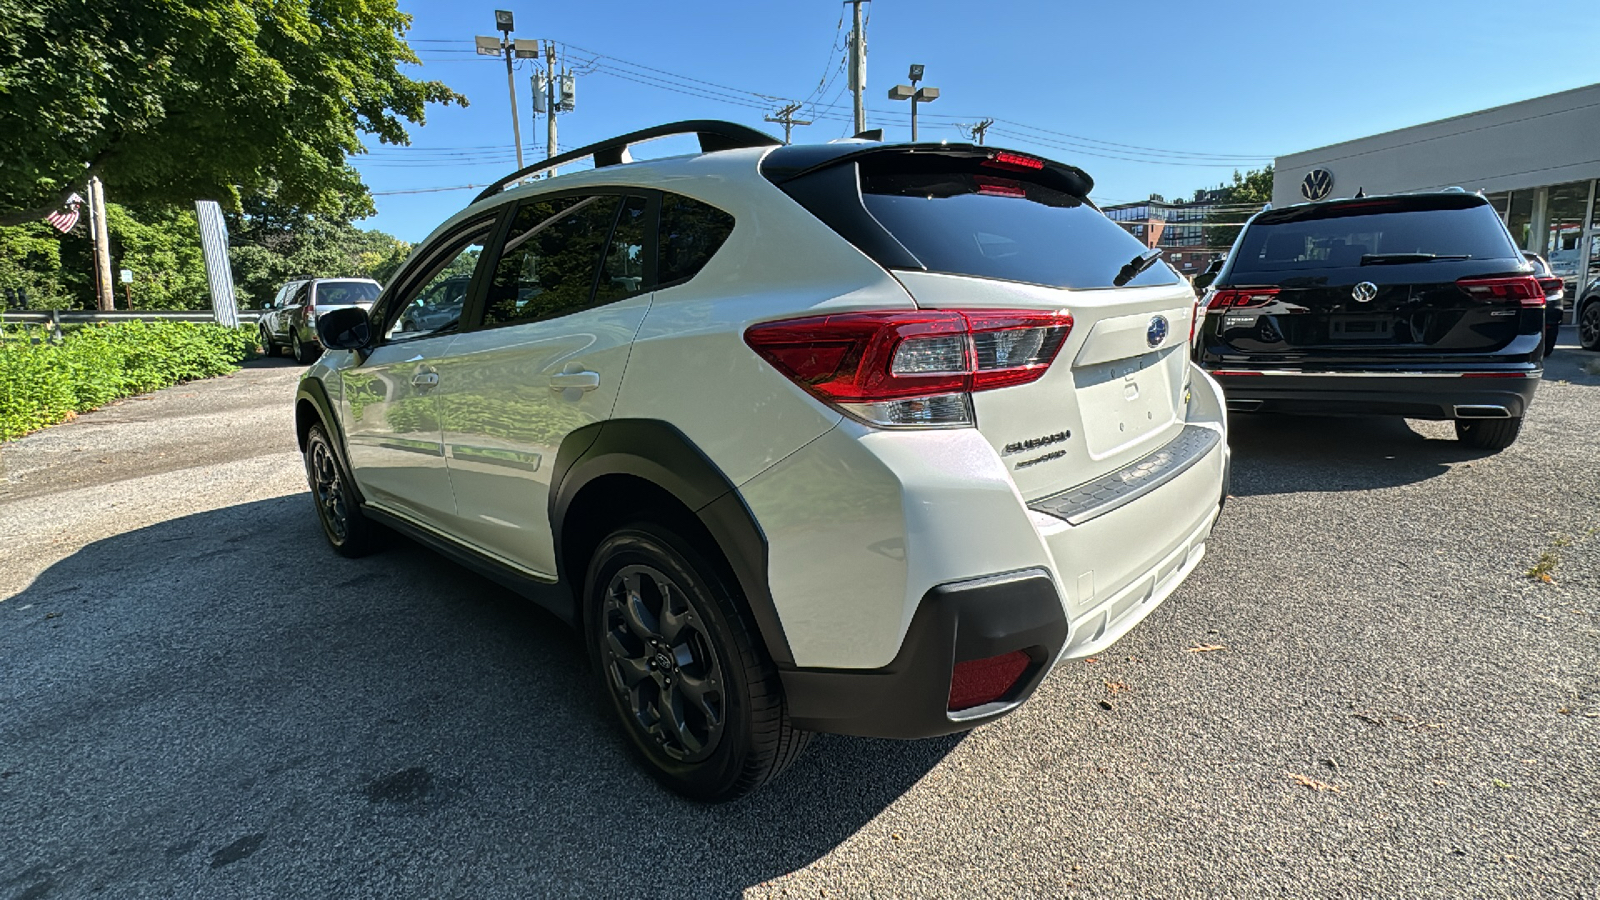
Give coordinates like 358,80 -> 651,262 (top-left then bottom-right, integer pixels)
0,320 -> 256,440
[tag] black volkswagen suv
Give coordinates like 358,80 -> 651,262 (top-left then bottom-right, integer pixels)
1194,192 -> 1544,451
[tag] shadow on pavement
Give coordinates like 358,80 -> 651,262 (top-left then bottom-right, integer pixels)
1225,413 -> 1485,497
0,496 -> 952,898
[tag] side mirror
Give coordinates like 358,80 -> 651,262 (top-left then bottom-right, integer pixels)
317,306 -> 372,351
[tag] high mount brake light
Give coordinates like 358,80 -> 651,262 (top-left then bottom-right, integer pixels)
983,151 -> 1046,172
1205,288 -> 1279,310
1457,275 -> 1544,307
744,309 -> 1073,427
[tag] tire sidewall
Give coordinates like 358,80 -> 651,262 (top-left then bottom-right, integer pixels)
304,423 -> 371,555
584,524 -> 760,800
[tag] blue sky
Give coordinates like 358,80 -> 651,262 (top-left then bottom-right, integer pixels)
357,0 -> 1600,242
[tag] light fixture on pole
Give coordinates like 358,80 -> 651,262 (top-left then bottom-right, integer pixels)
887,64 -> 938,141
477,11 -> 539,172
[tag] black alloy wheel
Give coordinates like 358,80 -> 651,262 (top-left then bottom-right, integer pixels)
1580,299 -> 1600,351
586,523 -> 809,801
303,423 -> 377,557
601,564 -> 727,763
292,330 -> 314,365
259,325 -> 278,357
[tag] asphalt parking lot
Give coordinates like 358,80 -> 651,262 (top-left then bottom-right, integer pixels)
2,336 -> 1597,899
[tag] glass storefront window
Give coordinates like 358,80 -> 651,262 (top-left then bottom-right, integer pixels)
1546,181 -> 1591,293
1506,191 -> 1534,251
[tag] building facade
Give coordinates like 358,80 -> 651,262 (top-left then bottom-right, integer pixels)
1103,191 -> 1227,278
1273,83 -> 1600,301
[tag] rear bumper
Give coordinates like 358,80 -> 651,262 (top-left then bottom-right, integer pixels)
780,569 -> 1068,738
1208,370 -> 1541,419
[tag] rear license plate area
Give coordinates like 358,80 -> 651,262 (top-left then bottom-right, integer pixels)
1329,316 -> 1393,340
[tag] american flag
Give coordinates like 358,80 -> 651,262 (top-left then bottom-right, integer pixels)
45,193 -> 84,234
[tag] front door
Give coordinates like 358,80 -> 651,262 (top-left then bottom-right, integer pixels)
436,193 -> 652,575
341,214 -> 498,527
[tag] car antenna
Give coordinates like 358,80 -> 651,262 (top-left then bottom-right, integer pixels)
1354,187 -> 1366,198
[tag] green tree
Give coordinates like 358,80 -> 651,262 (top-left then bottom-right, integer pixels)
0,0 -> 465,224
105,204 -> 210,309
226,199 -> 412,307
1203,166 -> 1273,252
0,222 -> 71,309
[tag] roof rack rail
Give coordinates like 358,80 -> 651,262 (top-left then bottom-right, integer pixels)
472,119 -> 781,203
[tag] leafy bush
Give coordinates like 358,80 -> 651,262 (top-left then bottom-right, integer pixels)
0,320 -> 257,440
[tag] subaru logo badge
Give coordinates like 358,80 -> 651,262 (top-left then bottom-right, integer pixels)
1301,169 -> 1334,201
1351,281 -> 1378,303
1147,315 -> 1169,347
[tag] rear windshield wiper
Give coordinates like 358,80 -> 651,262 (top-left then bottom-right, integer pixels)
1113,248 -> 1164,286
1359,253 -> 1471,265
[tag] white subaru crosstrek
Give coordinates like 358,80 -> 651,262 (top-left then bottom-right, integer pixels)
297,121 -> 1231,800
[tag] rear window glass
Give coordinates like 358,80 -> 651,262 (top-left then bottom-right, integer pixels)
314,281 -> 380,305
859,162 -> 1177,290
1233,201 -> 1518,274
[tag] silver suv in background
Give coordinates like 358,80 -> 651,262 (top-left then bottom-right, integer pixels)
260,277 -> 382,364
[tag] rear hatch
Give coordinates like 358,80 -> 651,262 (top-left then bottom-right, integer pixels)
1209,195 -> 1537,363
311,280 -> 381,317
765,145 -> 1197,499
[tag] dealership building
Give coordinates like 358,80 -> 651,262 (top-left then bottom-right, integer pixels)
1273,82 -> 1600,304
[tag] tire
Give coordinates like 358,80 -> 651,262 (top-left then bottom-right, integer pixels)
259,325 -> 278,357
303,422 -> 379,557
1580,299 -> 1600,352
585,522 -> 809,801
292,330 -> 316,365
1455,416 -> 1523,451
1544,324 -> 1560,357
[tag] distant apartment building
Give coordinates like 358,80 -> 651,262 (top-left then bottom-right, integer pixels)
1102,191 -> 1226,278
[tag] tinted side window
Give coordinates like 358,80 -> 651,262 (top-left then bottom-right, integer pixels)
596,195 -> 650,306
313,281 -> 380,305
380,216 -> 496,342
659,194 -> 735,286
484,195 -> 622,327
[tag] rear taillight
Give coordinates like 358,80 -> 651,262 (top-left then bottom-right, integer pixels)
1205,288 -> 1279,310
949,650 -> 1032,711
744,309 -> 1072,428
1188,297 -> 1200,344
1536,277 -> 1565,299
1456,275 -> 1544,307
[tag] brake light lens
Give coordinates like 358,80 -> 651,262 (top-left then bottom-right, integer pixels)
984,151 -> 1045,171
1536,276 -> 1564,299
1205,288 -> 1279,310
745,309 -> 1072,427
949,650 -> 1032,711
1456,275 -> 1544,307
1188,297 -> 1200,344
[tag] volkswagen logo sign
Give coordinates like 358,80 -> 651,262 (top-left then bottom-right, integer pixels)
1301,169 -> 1334,201
1352,281 -> 1379,303
1147,315 -> 1170,347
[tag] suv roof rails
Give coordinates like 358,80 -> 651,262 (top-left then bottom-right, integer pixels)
473,119 -> 781,203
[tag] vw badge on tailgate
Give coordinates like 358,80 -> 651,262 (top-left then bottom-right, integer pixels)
1352,281 -> 1378,303
1147,315 -> 1169,347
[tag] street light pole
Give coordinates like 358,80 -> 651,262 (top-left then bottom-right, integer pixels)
477,11 -> 540,174
887,64 -> 939,142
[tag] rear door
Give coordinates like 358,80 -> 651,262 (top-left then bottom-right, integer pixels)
845,150 -> 1196,497
434,192 -> 653,575
1213,197 -> 1535,363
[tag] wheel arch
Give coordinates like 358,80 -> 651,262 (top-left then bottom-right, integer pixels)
551,419 -> 795,668
294,378 -> 365,505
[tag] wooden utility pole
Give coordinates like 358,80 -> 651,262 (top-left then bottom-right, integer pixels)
87,176 -> 114,310
764,103 -> 813,145
847,0 -> 869,134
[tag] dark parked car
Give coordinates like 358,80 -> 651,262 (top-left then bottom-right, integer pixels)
1523,252 -> 1565,356
260,277 -> 382,364
1578,273 -> 1600,352
1195,191 -> 1545,451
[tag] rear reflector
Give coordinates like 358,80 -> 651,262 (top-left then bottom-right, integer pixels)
745,309 -> 1072,427
949,651 -> 1032,711
1456,275 -> 1544,307
1206,288 -> 1279,310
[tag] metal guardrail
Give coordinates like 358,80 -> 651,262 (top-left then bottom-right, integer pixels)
1,309 -> 262,340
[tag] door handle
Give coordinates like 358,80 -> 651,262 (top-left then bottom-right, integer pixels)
549,371 -> 600,392
411,372 -> 440,388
